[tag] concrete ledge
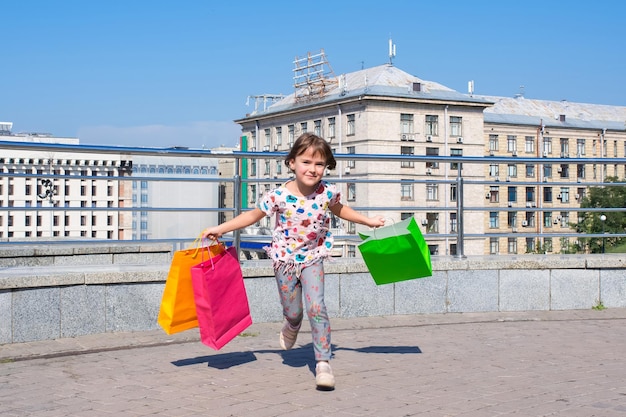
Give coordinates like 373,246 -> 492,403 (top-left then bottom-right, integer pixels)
1,251 -> 626,345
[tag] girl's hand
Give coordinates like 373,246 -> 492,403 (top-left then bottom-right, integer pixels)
201,226 -> 222,241
367,216 -> 386,228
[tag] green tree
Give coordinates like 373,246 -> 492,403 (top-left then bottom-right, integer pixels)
572,177 -> 626,253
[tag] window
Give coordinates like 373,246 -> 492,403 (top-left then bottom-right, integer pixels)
544,238 -> 553,252
489,186 -> 499,203
347,146 -> 356,168
507,164 -> 517,178
401,146 -> 414,168
489,134 -> 498,151
450,213 -> 457,233
525,187 -> 535,203
543,137 -> 552,155
560,211 -> 569,227
401,212 -> 414,221
264,160 -> 271,176
426,147 -> 439,169
450,184 -> 457,202
559,187 -> 569,203
489,212 -> 499,228
327,117 -> 335,138
250,130 -> 257,150
507,212 -> 517,227
426,213 -> 439,233
526,237 -> 535,253
314,120 -> 322,136
450,148 -> 462,170
544,211 -> 553,228
347,183 -> 356,201
25,215 -> 31,227
346,114 -> 355,136
489,164 -> 499,177
276,160 -> 282,175
450,116 -> 462,137
250,159 -> 257,175
559,164 -> 569,178
276,127 -> 282,145
543,164 -> 552,178
508,186 -> 517,202
560,138 -> 569,156
577,139 -> 585,156
526,164 -> 535,177
401,180 -> 414,201
490,238 -> 499,255
288,125 -> 295,145
426,183 -> 438,201
507,135 -> 517,152
300,122 -> 308,133
525,136 -> 534,153
508,238 -> 518,254
400,113 -> 414,134
425,115 -> 438,136
544,187 -> 553,203
264,128 -> 271,148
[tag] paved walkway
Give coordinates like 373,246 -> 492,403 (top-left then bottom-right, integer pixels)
1,309 -> 626,417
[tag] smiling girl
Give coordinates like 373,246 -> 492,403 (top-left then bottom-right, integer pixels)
202,132 -> 384,390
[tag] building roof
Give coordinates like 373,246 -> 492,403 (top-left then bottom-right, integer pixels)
239,64 -> 492,120
480,95 -> 626,131
238,63 -> 626,133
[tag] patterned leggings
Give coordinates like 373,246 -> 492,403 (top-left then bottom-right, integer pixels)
274,260 -> 331,361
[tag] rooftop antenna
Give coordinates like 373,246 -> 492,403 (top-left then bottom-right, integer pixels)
388,38 -> 396,65
468,80 -> 474,97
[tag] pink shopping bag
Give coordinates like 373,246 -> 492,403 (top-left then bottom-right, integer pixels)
190,246 -> 252,350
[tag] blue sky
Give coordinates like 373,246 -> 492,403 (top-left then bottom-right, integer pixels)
3,1 -> 625,149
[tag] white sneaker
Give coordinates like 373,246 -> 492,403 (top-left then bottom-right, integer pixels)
279,320 -> 301,350
315,361 -> 335,390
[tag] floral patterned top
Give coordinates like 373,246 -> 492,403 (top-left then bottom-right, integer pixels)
257,180 -> 341,267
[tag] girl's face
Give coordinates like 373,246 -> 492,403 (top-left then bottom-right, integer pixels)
288,147 -> 327,192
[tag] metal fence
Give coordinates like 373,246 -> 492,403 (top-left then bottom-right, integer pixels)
2,139 -> 626,256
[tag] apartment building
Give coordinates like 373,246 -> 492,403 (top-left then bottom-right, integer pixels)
234,62 -> 626,256
481,96 -> 626,254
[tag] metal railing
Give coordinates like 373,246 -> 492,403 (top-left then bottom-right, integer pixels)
2,139 -> 625,256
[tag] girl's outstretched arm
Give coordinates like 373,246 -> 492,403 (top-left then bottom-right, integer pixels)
330,202 -> 385,228
202,207 -> 266,240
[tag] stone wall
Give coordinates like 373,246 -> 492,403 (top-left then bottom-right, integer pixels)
1,244 -> 625,345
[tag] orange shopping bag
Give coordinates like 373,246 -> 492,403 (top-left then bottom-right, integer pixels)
157,238 -> 226,335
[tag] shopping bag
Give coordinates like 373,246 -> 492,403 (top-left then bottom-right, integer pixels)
358,216 -> 432,285
190,245 -> 252,350
157,238 -> 226,335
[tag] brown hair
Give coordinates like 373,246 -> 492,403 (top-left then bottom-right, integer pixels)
285,132 -> 337,170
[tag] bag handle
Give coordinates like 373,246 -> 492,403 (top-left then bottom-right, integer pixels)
200,237 -> 224,271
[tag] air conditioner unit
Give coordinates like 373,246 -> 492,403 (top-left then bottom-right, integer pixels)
421,219 -> 429,226
543,151 -> 548,157
512,151 -> 517,156
262,145 -> 270,152
557,167 -> 562,173
489,150 -> 495,156
426,135 -> 433,142
512,227 -> 518,233
526,202 -> 532,208
324,168 -> 330,176
344,167 -> 350,175
495,176 -> 500,182
506,176 -> 511,182
457,137 -> 463,143
426,168 -> 432,175
575,194 -> 580,200
401,134 -> 408,140
557,193 -> 562,199
522,220 -> 528,227
508,202 -> 513,207
274,145 -> 279,151
485,192 -> 491,199
554,219 -> 559,225
250,147 -> 256,152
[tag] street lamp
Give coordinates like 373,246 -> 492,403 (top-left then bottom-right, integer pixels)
600,214 -> 607,254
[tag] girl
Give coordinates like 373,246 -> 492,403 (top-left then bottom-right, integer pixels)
201,132 -> 385,390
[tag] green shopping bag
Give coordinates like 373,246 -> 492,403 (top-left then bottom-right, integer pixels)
358,216 -> 432,285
